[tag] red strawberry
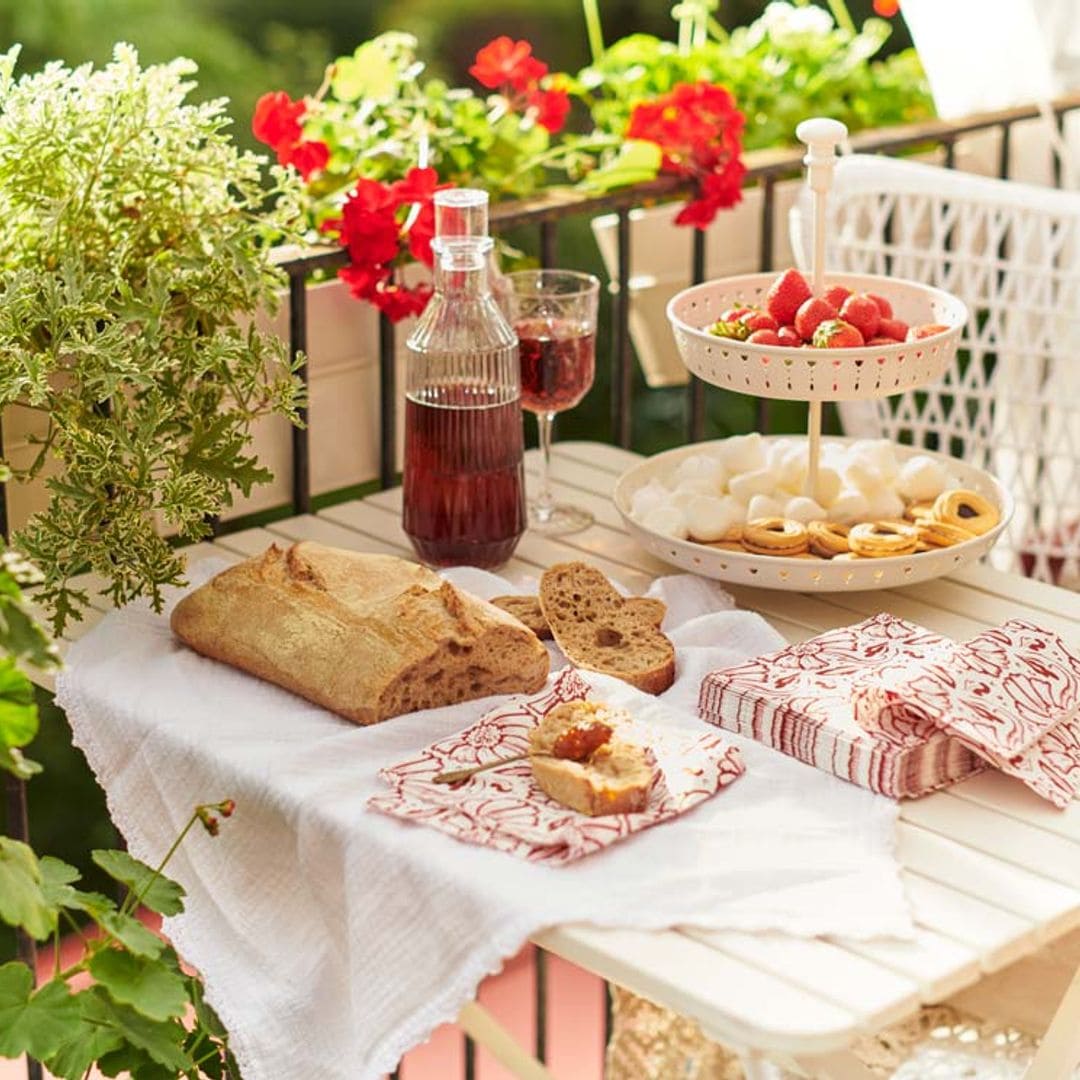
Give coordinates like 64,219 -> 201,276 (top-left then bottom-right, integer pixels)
906,322 -> 950,341
823,285 -> 852,310
878,317 -> 909,341
721,305 -> 753,322
742,310 -> 779,333
867,336 -> 902,346
777,325 -> 801,346
765,268 -> 812,326
812,319 -> 865,348
840,294 -> 882,340
747,328 -> 782,345
867,293 -> 893,319
794,296 -> 838,342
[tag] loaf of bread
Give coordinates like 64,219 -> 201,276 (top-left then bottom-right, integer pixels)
528,700 -> 652,816
539,562 -> 675,694
491,594 -> 667,641
171,543 -> 550,725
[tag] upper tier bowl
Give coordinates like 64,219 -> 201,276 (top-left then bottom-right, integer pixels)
667,271 -> 968,401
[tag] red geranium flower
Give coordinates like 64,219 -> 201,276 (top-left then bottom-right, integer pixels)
252,91 -> 304,152
339,263 -> 391,300
390,166 -> 441,207
284,139 -> 331,181
407,201 -> 437,267
873,0 -> 900,15
470,36 -> 547,93
529,88 -> 571,134
338,201 -> 401,267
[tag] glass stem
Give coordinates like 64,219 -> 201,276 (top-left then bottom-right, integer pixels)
536,411 -> 557,522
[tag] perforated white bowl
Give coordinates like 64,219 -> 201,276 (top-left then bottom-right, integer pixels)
667,272 -> 967,401
614,437 -> 1012,592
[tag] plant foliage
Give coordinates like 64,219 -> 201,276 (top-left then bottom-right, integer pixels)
0,44 -> 305,633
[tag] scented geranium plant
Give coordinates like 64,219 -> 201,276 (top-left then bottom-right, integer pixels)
0,45 -> 305,634
253,0 -> 932,321
0,537 -> 238,1078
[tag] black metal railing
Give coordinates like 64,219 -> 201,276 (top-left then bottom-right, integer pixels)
4,92 -> 1080,1080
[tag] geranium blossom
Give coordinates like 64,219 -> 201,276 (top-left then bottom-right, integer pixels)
251,90 -> 330,181
469,37 -> 570,136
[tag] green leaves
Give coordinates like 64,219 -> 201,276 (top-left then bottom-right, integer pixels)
332,41 -> 399,103
0,837 -> 55,940
43,991 -> 124,1080
88,950 -> 188,1022
92,849 -> 186,917
581,140 -> 662,193
0,964 -> 80,1060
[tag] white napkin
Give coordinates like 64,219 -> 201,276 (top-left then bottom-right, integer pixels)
57,562 -> 909,1080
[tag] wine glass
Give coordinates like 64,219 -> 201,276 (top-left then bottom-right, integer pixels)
504,269 -> 600,535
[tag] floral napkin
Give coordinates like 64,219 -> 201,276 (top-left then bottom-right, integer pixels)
368,668 -> 745,865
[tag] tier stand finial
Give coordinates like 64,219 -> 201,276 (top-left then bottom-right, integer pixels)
795,117 -> 848,504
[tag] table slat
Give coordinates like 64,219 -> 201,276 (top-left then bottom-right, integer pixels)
945,772 -> 1080,842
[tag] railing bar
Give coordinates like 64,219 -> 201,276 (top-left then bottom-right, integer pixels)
612,208 -> 633,448
5,774 -> 42,1080
378,314 -> 397,490
288,272 -> 312,516
539,220 -> 558,269
535,945 -> 548,1063
944,136 -> 956,170
759,175 -> 776,274
999,121 -> 1012,180
0,413 -> 8,544
688,228 -> 707,443
1053,107 -> 1066,189
464,1034 -> 476,1080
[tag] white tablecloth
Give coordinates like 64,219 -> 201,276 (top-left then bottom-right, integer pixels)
57,563 -> 911,1080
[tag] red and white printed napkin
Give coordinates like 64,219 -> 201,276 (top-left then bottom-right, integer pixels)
369,668 -> 745,865
698,614 -> 985,799
853,619 -> 1080,809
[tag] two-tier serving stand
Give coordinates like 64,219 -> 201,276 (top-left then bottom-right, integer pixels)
615,119 -> 1012,591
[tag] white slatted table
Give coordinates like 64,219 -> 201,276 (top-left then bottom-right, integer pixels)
46,441 -> 1080,1080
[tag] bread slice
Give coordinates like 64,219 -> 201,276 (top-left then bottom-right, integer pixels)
538,562 -> 675,694
171,543 -> 550,725
528,700 -> 651,816
491,594 -> 667,641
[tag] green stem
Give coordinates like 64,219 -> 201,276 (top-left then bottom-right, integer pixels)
503,132 -> 621,185
826,0 -> 857,34
121,810 -> 199,919
582,0 -> 605,64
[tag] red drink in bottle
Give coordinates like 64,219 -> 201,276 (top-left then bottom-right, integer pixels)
403,383 -> 526,568
516,318 -> 596,413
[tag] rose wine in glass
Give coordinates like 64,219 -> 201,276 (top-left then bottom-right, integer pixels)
505,271 -> 600,535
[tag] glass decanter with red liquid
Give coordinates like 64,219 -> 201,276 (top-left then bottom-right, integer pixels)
403,190 -> 526,568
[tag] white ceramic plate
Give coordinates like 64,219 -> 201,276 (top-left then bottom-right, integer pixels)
614,437 -> 1013,592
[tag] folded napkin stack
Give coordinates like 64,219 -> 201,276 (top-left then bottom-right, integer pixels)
700,614 -> 1080,806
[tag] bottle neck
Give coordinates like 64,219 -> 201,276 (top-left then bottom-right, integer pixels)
432,238 -> 492,298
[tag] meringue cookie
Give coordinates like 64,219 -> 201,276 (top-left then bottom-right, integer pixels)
896,454 -> 949,501
685,495 -> 745,541
641,504 -> 689,540
766,438 -> 799,472
844,458 -> 885,495
864,488 -> 906,521
784,495 -> 827,523
631,480 -> 669,519
808,465 -> 842,507
827,489 -> 871,524
747,493 -> 785,521
673,473 -> 725,498
717,432 -> 766,474
774,445 -> 808,492
850,438 -> 899,481
729,467 -> 779,502
674,454 -> 728,491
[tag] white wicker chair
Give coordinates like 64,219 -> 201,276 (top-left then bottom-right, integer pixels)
792,154 -> 1080,588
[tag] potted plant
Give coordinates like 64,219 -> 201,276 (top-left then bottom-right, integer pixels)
0,44 -> 304,633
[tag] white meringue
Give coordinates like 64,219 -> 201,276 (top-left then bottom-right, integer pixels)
747,493 -> 785,521
784,495 -> 827,523
864,488 -> 906,521
673,473 -> 725,498
630,480 -> 669,519
641,504 -> 689,540
729,467 -> 779,502
685,495 -> 745,541
896,454 -> 950,501
808,465 -> 842,507
844,458 -> 885,495
850,438 -> 899,481
674,453 -> 728,491
827,489 -> 871,524
766,438 -> 799,472
717,432 -> 766,474
774,445 -> 808,492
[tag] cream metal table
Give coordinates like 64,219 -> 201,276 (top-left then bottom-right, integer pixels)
41,441 -> 1080,1080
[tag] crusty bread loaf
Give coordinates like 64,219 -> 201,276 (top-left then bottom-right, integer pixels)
491,594 -> 667,641
171,543 -> 550,725
528,700 -> 651,816
538,562 -> 675,694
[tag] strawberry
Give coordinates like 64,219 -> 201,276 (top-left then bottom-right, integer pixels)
839,293 -> 882,340
721,305 -> 753,322
867,293 -> 893,319
812,319 -> 865,348
867,336 -> 902,346
878,317 -> 909,341
777,325 -> 801,347
765,268 -> 812,326
742,310 -> 779,333
906,322 -> 950,341
794,296 -> 838,341
747,328 -> 782,345
823,285 -> 852,310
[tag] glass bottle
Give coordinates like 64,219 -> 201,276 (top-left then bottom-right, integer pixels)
402,190 -> 526,568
